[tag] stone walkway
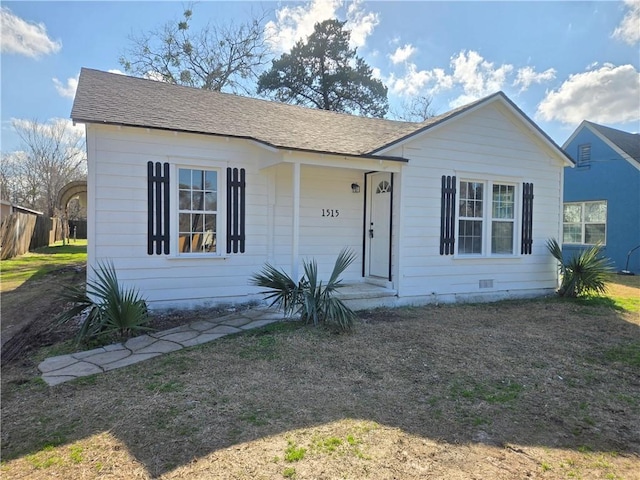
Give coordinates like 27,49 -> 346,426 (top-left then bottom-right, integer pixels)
38,306 -> 285,386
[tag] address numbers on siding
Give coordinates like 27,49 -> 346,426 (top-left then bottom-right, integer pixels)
322,209 -> 340,217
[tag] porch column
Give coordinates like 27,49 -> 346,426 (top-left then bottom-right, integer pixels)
292,162 -> 300,279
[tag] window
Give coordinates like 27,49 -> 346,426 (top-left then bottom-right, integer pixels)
578,144 -> 591,165
458,181 -> 484,254
563,201 -> 606,245
458,180 -> 516,255
178,168 -> 218,253
491,184 -> 515,254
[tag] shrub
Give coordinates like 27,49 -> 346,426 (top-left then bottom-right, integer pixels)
57,261 -> 150,342
251,248 -> 358,331
546,238 -> 613,298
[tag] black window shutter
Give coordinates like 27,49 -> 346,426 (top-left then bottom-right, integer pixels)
226,167 -> 246,254
440,175 -> 456,255
147,161 -> 170,255
521,182 -> 534,255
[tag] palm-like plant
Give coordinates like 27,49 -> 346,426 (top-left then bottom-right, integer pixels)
251,248 -> 358,331
546,238 -> 612,298
57,261 -> 150,342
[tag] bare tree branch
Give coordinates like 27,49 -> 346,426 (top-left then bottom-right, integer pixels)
1,119 -> 86,217
119,6 -> 272,94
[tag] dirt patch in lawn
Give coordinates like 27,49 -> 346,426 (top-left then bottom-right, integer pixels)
2,290 -> 639,479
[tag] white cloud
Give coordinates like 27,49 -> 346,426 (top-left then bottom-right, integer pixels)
0,7 -> 61,58
448,50 -> 513,106
389,44 -> 416,64
385,50 -> 558,108
52,75 -> 78,98
612,0 -> 640,45
107,69 -> 125,75
265,0 -> 379,53
145,71 -> 166,82
345,0 -> 379,48
513,66 -> 557,92
537,64 -> 640,124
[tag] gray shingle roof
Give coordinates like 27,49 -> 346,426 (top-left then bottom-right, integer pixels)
71,68 -> 423,157
71,68 -> 503,159
586,121 -> 640,164
72,69 -> 570,164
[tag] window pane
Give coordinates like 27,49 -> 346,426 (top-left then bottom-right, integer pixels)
492,184 -> 514,219
192,233 -> 203,252
470,200 -> 483,217
472,183 -> 483,201
563,204 -> 582,223
179,190 -> 190,210
585,224 -> 605,244
492,221 -> 514,254
563,224 -> 581,243
204,192 -> 217,211
192,192 -> 204,210
460,181 -> 483,218
179,213 -> 190,232
585,202 -> 606,223
204,171 -> 217,191
458,220 -> 482,254
459,199 -> 469,217
191,213 -> 203,232
179,232 -> 190,252
204,214 -> 216,252
178,169 -> 191,189
192,170 -> 203,190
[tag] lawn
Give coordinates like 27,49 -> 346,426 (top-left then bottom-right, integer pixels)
0,240 -> 87,292
1,253 -> 639,479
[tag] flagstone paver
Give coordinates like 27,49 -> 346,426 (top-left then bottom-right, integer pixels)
38,306 -> 286,386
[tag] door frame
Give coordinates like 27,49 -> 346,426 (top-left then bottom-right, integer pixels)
362,171 -> 393,282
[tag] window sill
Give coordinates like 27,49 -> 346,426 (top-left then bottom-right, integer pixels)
452,254 -> 521,260
166,253 -> 230,260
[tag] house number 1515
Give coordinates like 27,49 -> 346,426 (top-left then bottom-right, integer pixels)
322,209 -> 339,217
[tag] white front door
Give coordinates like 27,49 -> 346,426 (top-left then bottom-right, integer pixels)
367,172 -> 391,278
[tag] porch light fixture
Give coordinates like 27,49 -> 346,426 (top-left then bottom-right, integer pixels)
351,183 -> 360,193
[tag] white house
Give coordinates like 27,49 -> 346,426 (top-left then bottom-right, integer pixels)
71,68 -> 573,310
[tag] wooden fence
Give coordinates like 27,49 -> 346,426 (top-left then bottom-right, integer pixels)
0,213 -> 61,260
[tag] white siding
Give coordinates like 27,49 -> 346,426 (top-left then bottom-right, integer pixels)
88,126 -> 271,308
88,125 -> 366,309
87,100 -> 564,310
389,103 -> 562,300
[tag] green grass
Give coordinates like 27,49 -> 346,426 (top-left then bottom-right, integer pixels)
450,380 -> 523,404
0,240 -> 87,291
284,441 -> 306,462
603,274 -> 640,313
603,342 -> 640,367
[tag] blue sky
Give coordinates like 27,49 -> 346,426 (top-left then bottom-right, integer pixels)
2,1 -> 639,154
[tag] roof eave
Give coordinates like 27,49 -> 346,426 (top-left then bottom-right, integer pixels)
72,118 -> 410,163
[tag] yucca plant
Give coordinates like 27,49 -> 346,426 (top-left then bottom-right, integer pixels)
546,238 -> 612,298
57,261 -> 150,343
251,248 -> 358,331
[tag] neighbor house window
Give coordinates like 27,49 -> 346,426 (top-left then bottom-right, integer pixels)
178,168 -> 218,253
458,180 -> 516,255
563,201 -> 606,245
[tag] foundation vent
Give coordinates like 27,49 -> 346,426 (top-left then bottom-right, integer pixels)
479,279 -> 494,289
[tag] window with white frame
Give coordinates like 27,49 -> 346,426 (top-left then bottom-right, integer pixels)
563,201 -> 606,245
458,180 -> 516,255
178,168 -> 219,253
